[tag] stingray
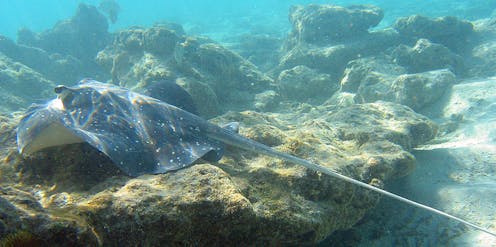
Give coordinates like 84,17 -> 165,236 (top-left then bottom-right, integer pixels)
16,79 -> 496,237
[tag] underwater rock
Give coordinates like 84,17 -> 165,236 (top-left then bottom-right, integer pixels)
0,35 -> 86,84
97,26 -> 272,114
340,56 -> 406,93
464,18 -> 496,77
392,39 -> 464,74
467,40 -> 496,77
393,15 -> 474,53
2,100 -> 436,245
278,4 -> 399,79
17,3 -> 110,63
254,90 -> 280,112
391,69 -> 456,111
277,65 -> 338,104
0,54 -> 54,113
175,77 -> 220,118
279,44 -> 358,77
340,57 -> 455,111
177,39 -> 273,96
278,29 -> 402,78
288,4 -> 384,45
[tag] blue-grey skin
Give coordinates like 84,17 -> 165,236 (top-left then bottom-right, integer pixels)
17,79 -> 224,176
15,79 -> 496,237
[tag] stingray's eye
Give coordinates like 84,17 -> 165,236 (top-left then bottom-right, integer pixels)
55,86 -> 78,107
54,85 -> 68,94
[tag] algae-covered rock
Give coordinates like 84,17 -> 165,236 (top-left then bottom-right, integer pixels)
392,39 -> 463,74
393,15 -> 474,53
1,100 -> 436,245
288,4 -> 384,44
277,65 -> 338,103
0,54 -> 54,113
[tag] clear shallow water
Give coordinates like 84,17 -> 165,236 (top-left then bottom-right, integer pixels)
1,0 -> 496,246
1,0 -> 495,41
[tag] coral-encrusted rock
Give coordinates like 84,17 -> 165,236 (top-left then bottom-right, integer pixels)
288,4 -> 384,44
393,15 -> 473,52
17,3 -> 110,63
392,39 -> 463,74
2,101 -> 436,245
0,54 -> 54,113
277,65 -> 338,103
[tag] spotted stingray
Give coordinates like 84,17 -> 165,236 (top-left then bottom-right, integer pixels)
16,79 -> 496,237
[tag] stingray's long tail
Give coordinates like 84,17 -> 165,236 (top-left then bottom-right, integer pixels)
207,126 -> 496,238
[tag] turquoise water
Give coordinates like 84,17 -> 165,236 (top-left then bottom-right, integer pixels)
1,0 -> 495,40
1,0 -> 496,246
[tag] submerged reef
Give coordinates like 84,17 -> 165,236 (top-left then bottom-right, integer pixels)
0,2 -> 495,246
0,101 -> 436,245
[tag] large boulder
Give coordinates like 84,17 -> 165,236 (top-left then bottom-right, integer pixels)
340,57 -> 455,111
288,4 -> 384,45
278,29 -> 402,78
1,102 -> 436,245
340,56 -> 406,93
465,18 -> 496,77
392,39 -> 463,74
276,4 -> 400,82
390,69 -> 456,111
393,15 -> 474,53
